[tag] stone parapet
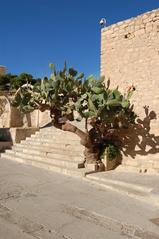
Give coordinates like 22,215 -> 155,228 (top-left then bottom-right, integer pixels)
0,95 -> 51,128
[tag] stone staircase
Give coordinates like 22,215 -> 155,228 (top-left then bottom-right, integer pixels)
1,123 -> 159,177
1,126 -> 95,177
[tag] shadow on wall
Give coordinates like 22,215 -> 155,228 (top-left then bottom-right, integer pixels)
0,128 -> 13,152
120,106 -> 159,159
10,107 -> 32,127
0,127 -> 39,152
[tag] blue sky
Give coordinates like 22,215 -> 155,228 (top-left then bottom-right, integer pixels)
0,0 -> 159,78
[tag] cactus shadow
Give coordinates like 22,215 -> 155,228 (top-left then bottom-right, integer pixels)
120,106 -> 159,159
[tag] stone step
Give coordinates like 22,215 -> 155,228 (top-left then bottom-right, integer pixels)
25,137 -> 81,145
36,129 -> 78,135
85,171 -> 159,205
12,144 -> 84,157
1,124 -> 93,178
3,150 -> 84,169
2,154 -> 90,178
4,149 -> 83,165
86,173 -> 151,194
32,130 -> 80,139
31,134 -> 80,142
11,147 -> 83,161
19,140 -> 84,152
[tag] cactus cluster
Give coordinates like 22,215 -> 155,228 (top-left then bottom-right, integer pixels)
12,63 -> 136,128
12,63 -> 136,164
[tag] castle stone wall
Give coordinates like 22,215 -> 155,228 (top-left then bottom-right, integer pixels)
101,9 -> 159,172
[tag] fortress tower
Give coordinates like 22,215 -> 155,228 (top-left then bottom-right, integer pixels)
100,8 -> 159,172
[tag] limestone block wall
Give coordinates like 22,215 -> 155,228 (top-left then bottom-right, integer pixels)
0,96 -> 51,128
101,9 -> 159,171
0,97 -> 10,127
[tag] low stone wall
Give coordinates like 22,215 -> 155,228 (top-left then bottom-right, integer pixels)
0,96 -> 51,128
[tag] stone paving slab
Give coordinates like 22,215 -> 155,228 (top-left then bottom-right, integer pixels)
0,157 -> 159,238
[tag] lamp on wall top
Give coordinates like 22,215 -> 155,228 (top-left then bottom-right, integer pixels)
99,18 -> 106,28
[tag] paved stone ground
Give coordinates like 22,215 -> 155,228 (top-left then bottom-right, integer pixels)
0,157 -> 159,239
